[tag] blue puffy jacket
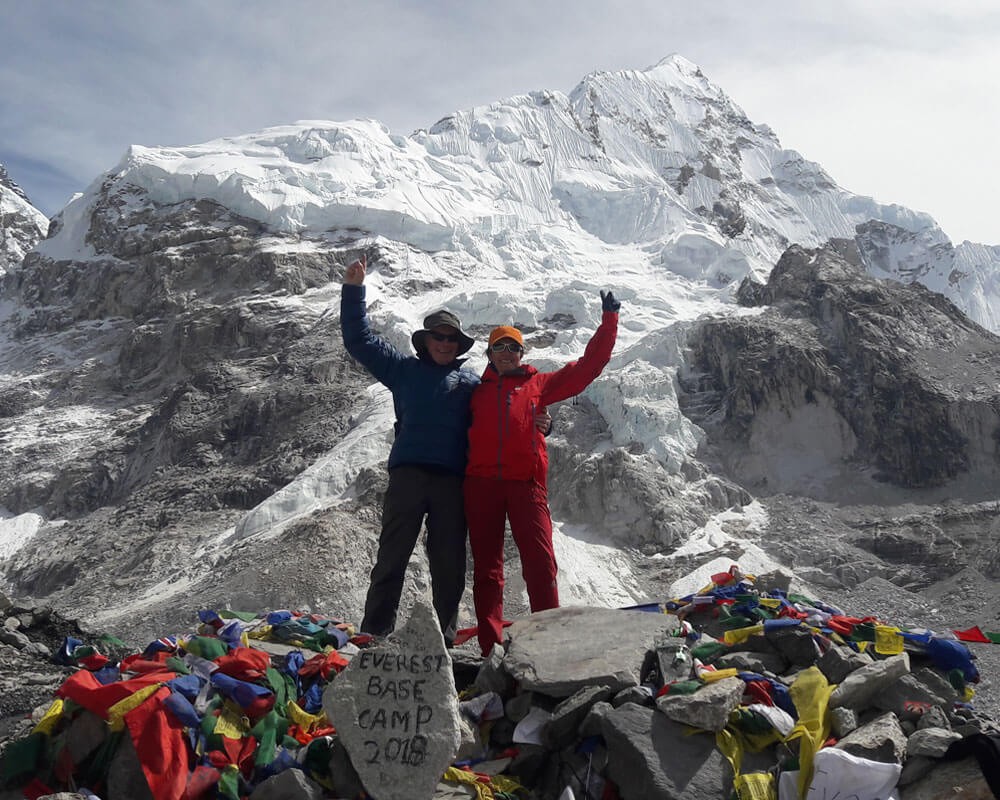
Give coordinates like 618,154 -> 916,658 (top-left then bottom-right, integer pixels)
340,284 -> 479,474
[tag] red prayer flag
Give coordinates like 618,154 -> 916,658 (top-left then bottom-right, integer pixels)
22,778 -> 55,800
124,686 -> 190,800
213,647 -> 271,681
183,765 -> 221,800
57,669 -> 176,719
954,626 -> 992,643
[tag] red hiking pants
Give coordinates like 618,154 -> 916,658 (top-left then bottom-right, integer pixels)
464,475 -> 559,656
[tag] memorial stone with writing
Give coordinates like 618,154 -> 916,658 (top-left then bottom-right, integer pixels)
322,601 -> 461,800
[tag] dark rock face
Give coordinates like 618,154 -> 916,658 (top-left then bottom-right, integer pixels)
0,183 -> 379,640
9,194 -> 337,333
683,243 -> 1000,494
0,164 -> 47,273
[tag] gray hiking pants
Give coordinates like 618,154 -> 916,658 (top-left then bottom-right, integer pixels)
361,465 -> 467,645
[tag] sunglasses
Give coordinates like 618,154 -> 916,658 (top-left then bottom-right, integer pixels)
490,342 -> 523,353
428,331 -> 461,343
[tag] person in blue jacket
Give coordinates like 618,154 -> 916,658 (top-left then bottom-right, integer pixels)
340,254 -> 479,646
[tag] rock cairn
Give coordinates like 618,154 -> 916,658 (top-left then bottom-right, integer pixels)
0,570 -> 998,799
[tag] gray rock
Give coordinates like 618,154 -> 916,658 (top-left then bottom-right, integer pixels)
650,639 -> 694,685
829,653 -> 910,710
897,754 -> 937,787
917,705 -> 951,731
830,706 -> 858,738
754,570 -> 793,594
912,666 -> 960,702
505,744 -> 548,787
0,629 -> 30,649
816,644 -> 873,685
735,635 -> 782,658
504,691 -> 534,723
249,768 -> 325,800
545,684 -> 614,748
834,712 -> 907,764
455,714 -> 484,762
504,607 -> 673,698
24,641 -> 51,658
906,727 -> 963,758
601,702 -> 732,800
327,736 -> 365,800
322,601 -> 460,800
473,644 -> 513,695
656,677 -> 744,733
897,757 -> 993,799
580,700 -> 613,738
764,627 -> 819,667
954,722 -> 985,737
874,673 -> 952,721
106,732 -> 154,800
612,685 -> 655,708
63,710 -> 108,766
715,650 -> 786,675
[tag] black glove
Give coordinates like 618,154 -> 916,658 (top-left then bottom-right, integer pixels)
600,289 -> 621,312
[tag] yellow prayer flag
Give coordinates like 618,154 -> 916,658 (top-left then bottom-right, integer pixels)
874,625 -> 904,655
108,684 -> 161,732
724,623 -> 764,645
32,699 -> 65,736
214,701 -> 250,738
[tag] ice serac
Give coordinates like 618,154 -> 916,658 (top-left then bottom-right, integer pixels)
0,163 -> 48,275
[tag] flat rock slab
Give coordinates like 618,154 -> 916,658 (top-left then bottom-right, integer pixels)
504,607 -> 676,697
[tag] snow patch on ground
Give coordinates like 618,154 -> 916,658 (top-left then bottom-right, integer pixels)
662,501 -> 824,600
554,522 -> 645,608
0,510 -> 45,561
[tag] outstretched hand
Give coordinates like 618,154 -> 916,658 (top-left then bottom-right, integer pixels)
345,255 -> 367,285
600,289 -> 621,312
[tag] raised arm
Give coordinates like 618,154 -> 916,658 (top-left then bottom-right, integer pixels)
340,255 -> 407,387
538,289 -> 620,406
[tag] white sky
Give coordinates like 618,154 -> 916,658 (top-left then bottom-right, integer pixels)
2,0 -> 998,244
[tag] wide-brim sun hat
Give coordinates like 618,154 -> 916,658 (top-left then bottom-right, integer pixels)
411,309 -> 475,356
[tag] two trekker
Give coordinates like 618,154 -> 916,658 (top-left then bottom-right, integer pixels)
340,255 -> 619,655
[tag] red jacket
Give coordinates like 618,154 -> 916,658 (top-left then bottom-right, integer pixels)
466,311 -> 618,482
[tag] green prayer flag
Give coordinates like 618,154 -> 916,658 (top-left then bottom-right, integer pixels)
220,610 -> 260,622
0,733 -> 44,782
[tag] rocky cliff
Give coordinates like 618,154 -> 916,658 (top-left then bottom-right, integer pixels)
0,164 -> 48,275
684,241 -> 1000,497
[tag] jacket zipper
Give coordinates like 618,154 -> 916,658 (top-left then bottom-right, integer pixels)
530,401 -> 538,464
496,378 -> 507,479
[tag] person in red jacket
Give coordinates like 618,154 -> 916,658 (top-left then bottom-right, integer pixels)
465,289 -> 620,656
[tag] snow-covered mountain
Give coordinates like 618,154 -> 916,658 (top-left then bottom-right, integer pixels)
1,54 -> 998,650
0,164 -> 48,275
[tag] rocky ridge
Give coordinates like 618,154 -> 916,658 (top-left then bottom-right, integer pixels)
0,164 -> 48,275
